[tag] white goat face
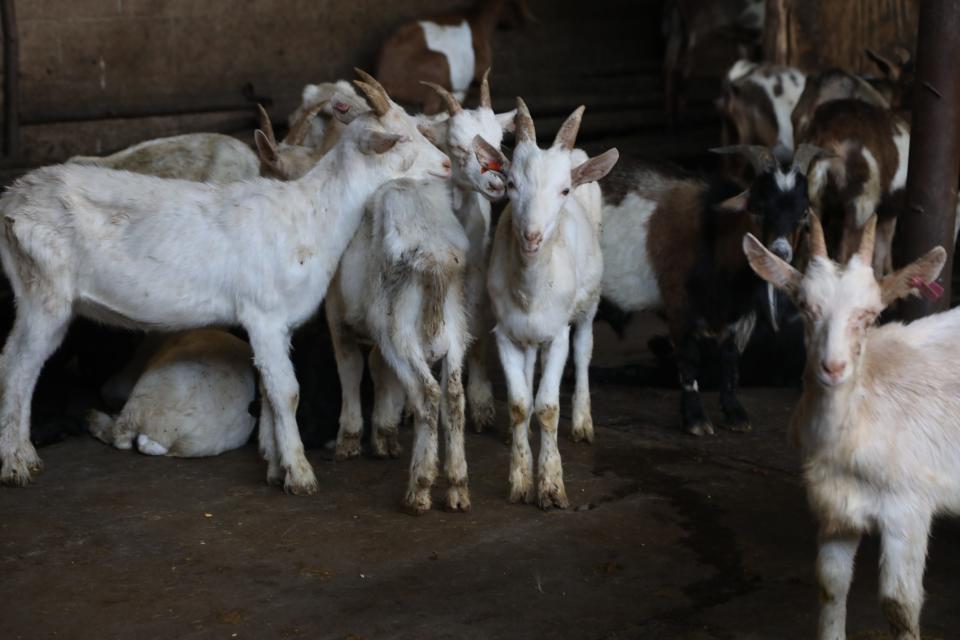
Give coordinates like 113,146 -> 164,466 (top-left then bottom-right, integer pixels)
506,141 -> 576,256
446,107 -> 514,200
795,256 -> 881,387
744,215 -> 947,389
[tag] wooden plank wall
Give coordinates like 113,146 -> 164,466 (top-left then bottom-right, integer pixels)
764,0 -> 918,71
1,0 -> 666,172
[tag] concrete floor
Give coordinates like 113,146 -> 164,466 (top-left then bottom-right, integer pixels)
1,317 -> 958,640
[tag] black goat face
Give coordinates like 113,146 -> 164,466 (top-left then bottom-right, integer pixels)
749,169 -> 810,264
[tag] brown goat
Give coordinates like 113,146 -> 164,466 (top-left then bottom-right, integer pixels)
375,0 -> 531,114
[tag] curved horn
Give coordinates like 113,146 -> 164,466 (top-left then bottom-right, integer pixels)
256,103 -> 276,145
353,80 -> 390,117
857,214 -> 877,266
710,145 -> 777,174
553,105 -> 585,150
420,81 -> 463,115
515,97 -> 536,144
284,100 -> 328,146
791,143 -> 833,176
480,68 -> 492,109
353,67 -> 388,96
808,210 -> 828,260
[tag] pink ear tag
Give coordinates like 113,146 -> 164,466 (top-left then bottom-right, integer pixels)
909,276 -> 944,301
481,160 -> 503,174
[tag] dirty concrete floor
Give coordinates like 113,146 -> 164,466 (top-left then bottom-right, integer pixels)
2,315 -> 959,640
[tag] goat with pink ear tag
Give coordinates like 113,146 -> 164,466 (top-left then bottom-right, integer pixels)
744,213 -> 958,640
487,98 -> 619,509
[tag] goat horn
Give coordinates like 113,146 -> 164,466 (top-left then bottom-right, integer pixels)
857,214 -> 877,266
792,143 -> 833,176
353,80 -> 390,117
808,210 -> 828,260
284,100 -> 328,146
420,81 -> 463,115
553,105 -> 585,151
353,68 -> 388,96
515,97 -> 536,144
256,103 -> 277,146
710,145 -> 777,174
480,68 -> 492,109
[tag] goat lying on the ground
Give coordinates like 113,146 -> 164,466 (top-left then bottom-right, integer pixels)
744,213 -> 951,640
69,132 -> 260,183
88,330 -> 255,457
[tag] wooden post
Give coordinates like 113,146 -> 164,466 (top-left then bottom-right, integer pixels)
898,0 -> 960,319
1,0 -> 19,159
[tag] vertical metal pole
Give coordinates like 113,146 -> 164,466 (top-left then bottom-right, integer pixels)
1,0 -> 19,159
899,0 -> 960,319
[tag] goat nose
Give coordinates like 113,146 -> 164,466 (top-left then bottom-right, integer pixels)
524,231 -> 541,243
821,359 -> 846,378
770,237 -> 793,262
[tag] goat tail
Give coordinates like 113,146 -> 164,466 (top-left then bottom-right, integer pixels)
420,266 -> 450,340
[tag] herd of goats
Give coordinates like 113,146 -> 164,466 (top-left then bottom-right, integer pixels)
1,1 -> 959,637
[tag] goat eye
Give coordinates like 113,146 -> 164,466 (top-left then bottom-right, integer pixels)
507,180 -> 515,189
561,188 -> 570,196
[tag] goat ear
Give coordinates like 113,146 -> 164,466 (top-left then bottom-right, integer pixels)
716,190 -> 749,213
878,246 -> 947,307
473,135 -> 508,173
571,148 -> 619,188
358,130 -> 407,155
254,129 -> 279,166
865,48 -> 899,81
417,120 -> 448,147
496,109 -> 517,132
743,233 -> 801,295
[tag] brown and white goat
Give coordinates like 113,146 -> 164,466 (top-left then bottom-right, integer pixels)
744,214 -> 952,640
601,145 -> 826,436
716,60 -> 806,176
375,0 -> 531,114
801,98 -> 909,275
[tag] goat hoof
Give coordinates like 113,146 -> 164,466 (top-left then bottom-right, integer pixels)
509,479 -> 535,504
687,421 -> 715,437
470,402 -> 496,433
402,490 -> 432,515
265,464 -> 284,486
537,483 -> 570,510
371,430 -> 402,459
445,486 -> 471,512
571,417 -> 595,444
283,462 -> 318,496
334,436 -> 362,461
1,445 -> 43,487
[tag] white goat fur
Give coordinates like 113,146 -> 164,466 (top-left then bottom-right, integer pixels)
289,81 -> 367,154
88,329 -> 256,457
487,101 -> 618,509
744,216 -> 952,640
0,81 -> 450,493
326,178 -> 470,513
69,133 -> 260,183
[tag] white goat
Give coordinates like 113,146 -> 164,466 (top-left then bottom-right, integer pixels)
327,177 -> 469,514
68,132 -> 260,183
486,99 -> 618,508
254,102 -> 328,180
744,214 -> 953,640
88,329 -> 256,457
0,70 -> 451,493
417,71 -> 515,431
289,80 -> 368,154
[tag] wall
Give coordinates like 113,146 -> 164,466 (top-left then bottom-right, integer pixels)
3,0 -> 662,170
